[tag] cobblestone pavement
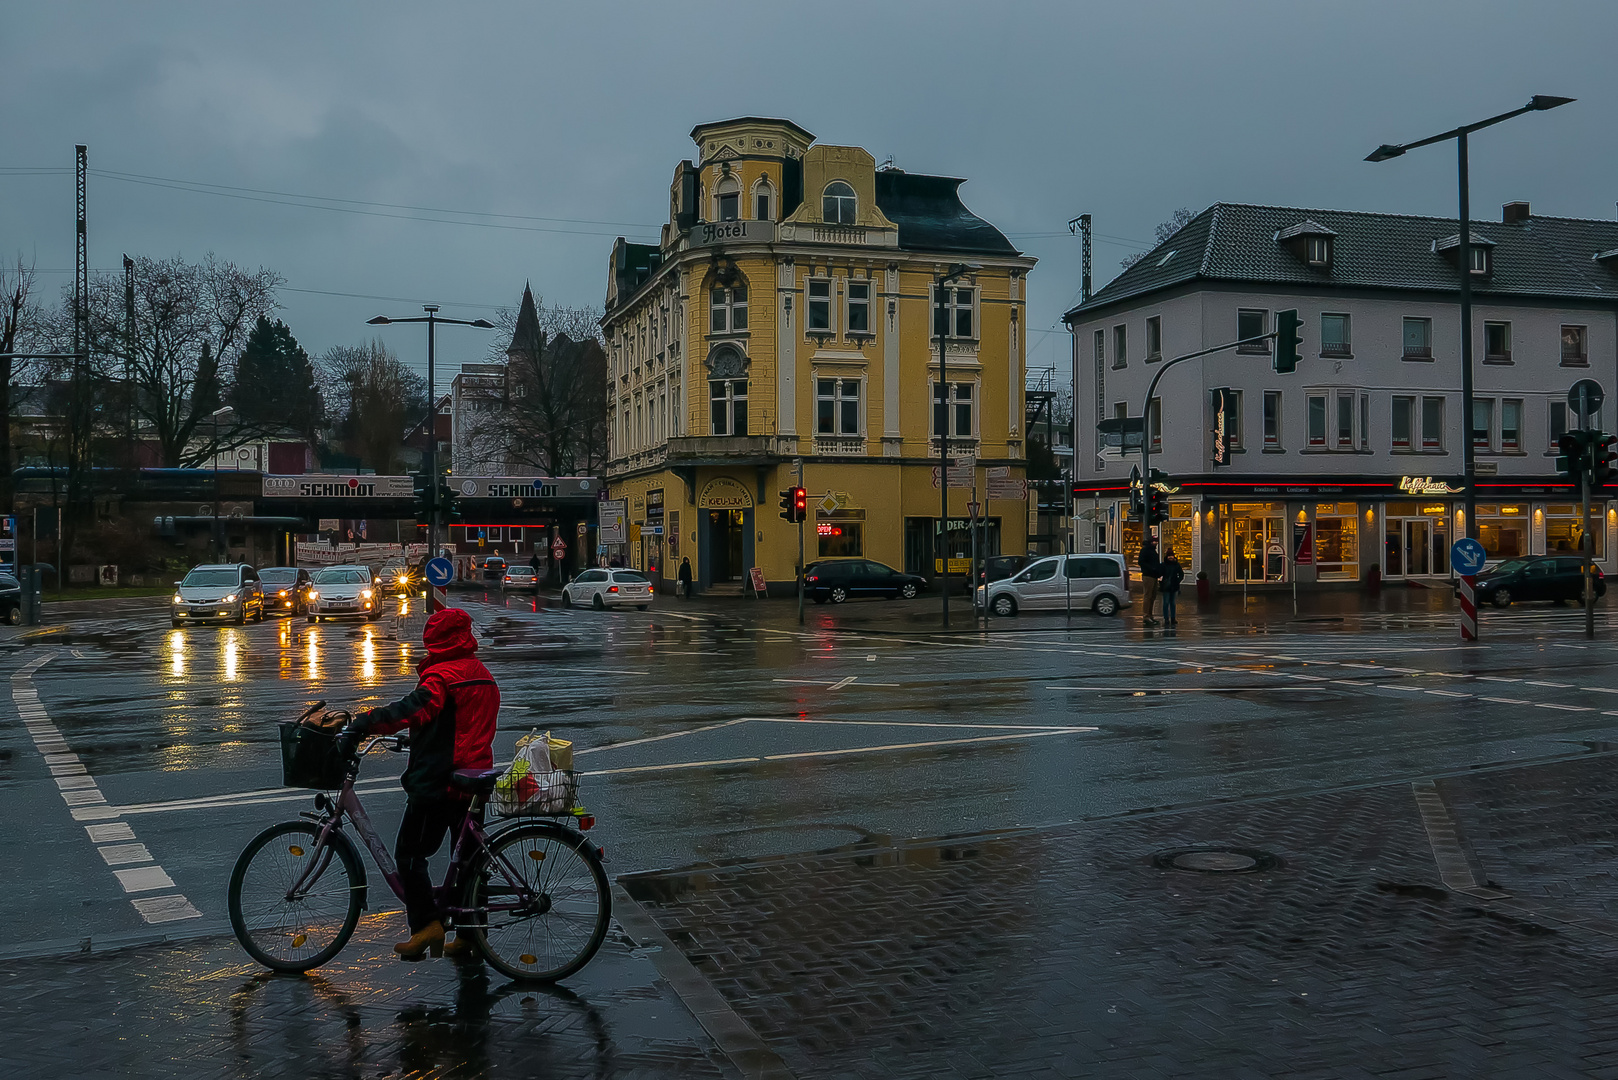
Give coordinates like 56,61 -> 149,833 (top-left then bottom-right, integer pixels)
0,914 -> 735,1080
622,756 -> 1618,1079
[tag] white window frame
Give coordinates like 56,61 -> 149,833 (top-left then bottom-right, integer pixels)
1263,390 -> 1282,448
816,377 -> 863,436
1421,396 -> 1445,450
1145,315 -> 1162,361
1403,317 -> 1433,360
752,179 -> 773,221
709,379 -> 748,436
933,285 -> 976,341
1561,324 -> 1589,366
1237,309 -> 1269,354
1321,313 -> 1352,358
1335,391 -> 1355,449
1392,395 -> 1414,450
1306,236 -> 1331,265
1484,320 -> 1512,362
710,285 -> 748,333
932,381 -> 977,439
1306,394 -> 1327,447
1471,398 -> 1495,453
846,279 -> 871,335
1111,323 -> 1127,368
822,181 -> 856,225
1501,398 -> 1522,452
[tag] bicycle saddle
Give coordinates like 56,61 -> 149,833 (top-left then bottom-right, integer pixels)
450,768 -> 501,795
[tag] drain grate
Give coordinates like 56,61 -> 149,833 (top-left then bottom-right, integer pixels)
1152,846 -> 1280,874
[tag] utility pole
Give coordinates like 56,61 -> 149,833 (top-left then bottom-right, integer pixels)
123,255 -> 136,467
934,262 -> 980,628
1068,214 -> 1093,304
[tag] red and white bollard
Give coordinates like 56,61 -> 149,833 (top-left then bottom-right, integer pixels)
1459,574 -> 1477,641
430,585 -> 447,613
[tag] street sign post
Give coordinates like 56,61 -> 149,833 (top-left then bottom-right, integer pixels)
1451,537 -> 1486,642
424,556 -> 454,613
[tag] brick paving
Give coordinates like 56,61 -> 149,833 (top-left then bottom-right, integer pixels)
0,914 -> 734,1079
623,764 -> 1618,1079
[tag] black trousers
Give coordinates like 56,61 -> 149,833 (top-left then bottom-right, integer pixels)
394,797 -> 477,932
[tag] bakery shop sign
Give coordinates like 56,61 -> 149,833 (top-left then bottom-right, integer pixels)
697,476 -> 753,509
1398,475 -> 1465,496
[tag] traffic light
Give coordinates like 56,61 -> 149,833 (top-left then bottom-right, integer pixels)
1556,432 -> 1588,479
1145,479 -> 1170,525
412,472 -> 433,524
779,488 -> 796,523
438,483 -> 462,522
1592,433 -> 1617,489
792,486 -> 808,523
1275,309 -> 1303,374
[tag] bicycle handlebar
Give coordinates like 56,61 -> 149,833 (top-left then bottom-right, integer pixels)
358,733 -> 409,756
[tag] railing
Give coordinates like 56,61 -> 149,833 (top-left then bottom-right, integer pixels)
812,436 -> 866,456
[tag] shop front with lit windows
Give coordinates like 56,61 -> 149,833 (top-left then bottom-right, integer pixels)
1072,476 -> 1616,591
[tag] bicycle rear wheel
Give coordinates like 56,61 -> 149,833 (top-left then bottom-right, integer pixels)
463,821 -> 610,983
228,820 -> 364,973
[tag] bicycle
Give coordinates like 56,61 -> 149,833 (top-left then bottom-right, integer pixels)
227,702 -> 611,983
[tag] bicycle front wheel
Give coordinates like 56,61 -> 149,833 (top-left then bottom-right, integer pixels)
464,822 -> 610,983
228,820 -> 364,973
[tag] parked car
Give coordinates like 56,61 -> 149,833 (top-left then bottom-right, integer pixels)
0,573 -> 22,625
1464,555 -> 1607,608
803,559 -> 927,604
979,554 -> 1032,588
561,568 -> 654,610
257,566 -> 313,616
172,563 -> 266,627
480,555 -> 508,582
979,553 -> 1131,617
306,565 -> 381,621
502,565 -> 540,592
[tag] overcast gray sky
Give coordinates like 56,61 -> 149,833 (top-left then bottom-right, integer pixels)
4,1 -> 1614,383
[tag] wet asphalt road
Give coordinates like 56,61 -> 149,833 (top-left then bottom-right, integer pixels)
5,587 -> 1618,955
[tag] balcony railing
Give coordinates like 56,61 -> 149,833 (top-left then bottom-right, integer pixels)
812,435 -> 866,456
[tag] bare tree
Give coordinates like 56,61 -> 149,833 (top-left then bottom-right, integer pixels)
0,259 -> 41,507
1120,208 -> 1195,269
318,340 -> 425,474
471,287 -> 609,477
79,254 -> 282,466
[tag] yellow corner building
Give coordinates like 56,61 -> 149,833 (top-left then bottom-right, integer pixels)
604,117 -> 1035,595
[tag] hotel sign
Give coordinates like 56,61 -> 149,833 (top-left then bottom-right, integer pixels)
1398,476 -> 1465,496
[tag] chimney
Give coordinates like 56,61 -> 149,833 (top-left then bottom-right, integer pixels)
1502,201 -> 1531,224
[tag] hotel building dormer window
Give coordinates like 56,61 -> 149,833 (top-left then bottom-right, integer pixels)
823,181 -> 856,225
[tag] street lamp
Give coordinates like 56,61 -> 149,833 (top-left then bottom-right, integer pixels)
210,405 -> 233,562
1367,95 -> 1574,541
935,261 -> 982,628
367,306 -> 495,559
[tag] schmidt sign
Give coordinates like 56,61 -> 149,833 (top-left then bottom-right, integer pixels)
262,475 -> 415,499
452,476 -> 599,500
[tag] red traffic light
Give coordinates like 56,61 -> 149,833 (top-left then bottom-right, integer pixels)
792,487 -> 808,521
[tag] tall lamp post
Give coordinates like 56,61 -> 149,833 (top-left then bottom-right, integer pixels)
1367,95 -> 1574,542
935,262 -> 981,628
210,405 -> 233,561
367,307 -> 495,558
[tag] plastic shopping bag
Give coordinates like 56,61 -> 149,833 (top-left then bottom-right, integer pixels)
492,729 -> 576,816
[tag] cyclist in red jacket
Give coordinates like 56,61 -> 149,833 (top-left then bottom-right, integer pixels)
350,606 -> 500,959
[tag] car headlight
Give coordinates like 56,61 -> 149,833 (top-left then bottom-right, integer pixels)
278,590 -> 288,596
222,594 -> 237,603
361,588 -> 373,599
308,590 -> 319,600
172,594 -> 182,604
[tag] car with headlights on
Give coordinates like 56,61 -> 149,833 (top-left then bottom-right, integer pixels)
378,557 -> 422,596
171,563 -> 266,627
306,565 -> 382,621
256,566 -> 313,616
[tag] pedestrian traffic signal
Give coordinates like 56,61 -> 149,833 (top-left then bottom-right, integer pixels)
1275,309 -> 1302,374
1556,432 -> 1588,478
793,487 -> 808,523
1592,433 -> 1617,489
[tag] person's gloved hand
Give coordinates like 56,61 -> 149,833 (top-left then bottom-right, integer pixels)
335,712 -> 372,758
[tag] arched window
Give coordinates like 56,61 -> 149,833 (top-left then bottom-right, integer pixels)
823,181 -> 856,225
716,176 -> 740,222
753,179 -> 774,221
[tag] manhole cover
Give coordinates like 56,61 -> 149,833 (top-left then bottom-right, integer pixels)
1173,851 -> 1256,872
1152,846 -> 1280,874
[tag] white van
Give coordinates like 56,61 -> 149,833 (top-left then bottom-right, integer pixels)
978,553 -> 1132,617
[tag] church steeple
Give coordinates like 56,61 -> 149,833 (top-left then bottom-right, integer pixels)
506,282 -> 542,359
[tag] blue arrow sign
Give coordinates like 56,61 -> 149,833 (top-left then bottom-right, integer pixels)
425,557 -> 455,588
1450,537 -> 1487,576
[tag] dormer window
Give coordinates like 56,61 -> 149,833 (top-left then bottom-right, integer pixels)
823,181 -> 856,225
1276,219 -> 1337,269
1470,246 -> 1489,274
1433,232 -> 1493,276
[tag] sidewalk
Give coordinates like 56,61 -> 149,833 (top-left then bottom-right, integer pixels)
619,752 -> 1618,1078
0,914 -> 735,1079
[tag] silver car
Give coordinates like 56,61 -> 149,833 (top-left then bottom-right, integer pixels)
172,563 -> 266,627
306,565 -> 382,622
561,568 -> 654,611
978,553 -> 1131,617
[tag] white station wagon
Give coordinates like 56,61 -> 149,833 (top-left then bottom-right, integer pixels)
562,568 -> 654,611
978,553 -> 1131,617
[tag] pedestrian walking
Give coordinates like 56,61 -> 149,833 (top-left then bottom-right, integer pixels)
1159,550 -> 1185,628
678,556 -> 693,600
1138,535 -> 1161,625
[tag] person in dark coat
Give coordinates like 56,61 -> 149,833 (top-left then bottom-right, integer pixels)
1138,535 -> 1162,625
1158,551 -> 1185,627
348,607 -> 500,960
677,557 -> 693,599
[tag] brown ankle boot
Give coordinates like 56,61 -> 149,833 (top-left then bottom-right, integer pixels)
443,934 -> 474,958
393,920 -> 445,960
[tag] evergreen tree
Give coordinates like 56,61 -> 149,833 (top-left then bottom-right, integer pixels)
232,316 -> 319,436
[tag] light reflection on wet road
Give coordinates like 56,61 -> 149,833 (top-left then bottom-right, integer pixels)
7,591 -> 1618,952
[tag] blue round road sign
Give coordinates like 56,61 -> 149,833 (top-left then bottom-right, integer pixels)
425,557 -> 454,588
1450,537 -> 1487,576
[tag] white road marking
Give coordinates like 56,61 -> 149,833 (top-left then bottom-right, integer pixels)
11,653 -> 201,925
1045,685 -> 1323,692
1526,681 -> 1573,688
1480,697 -> 1532,705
